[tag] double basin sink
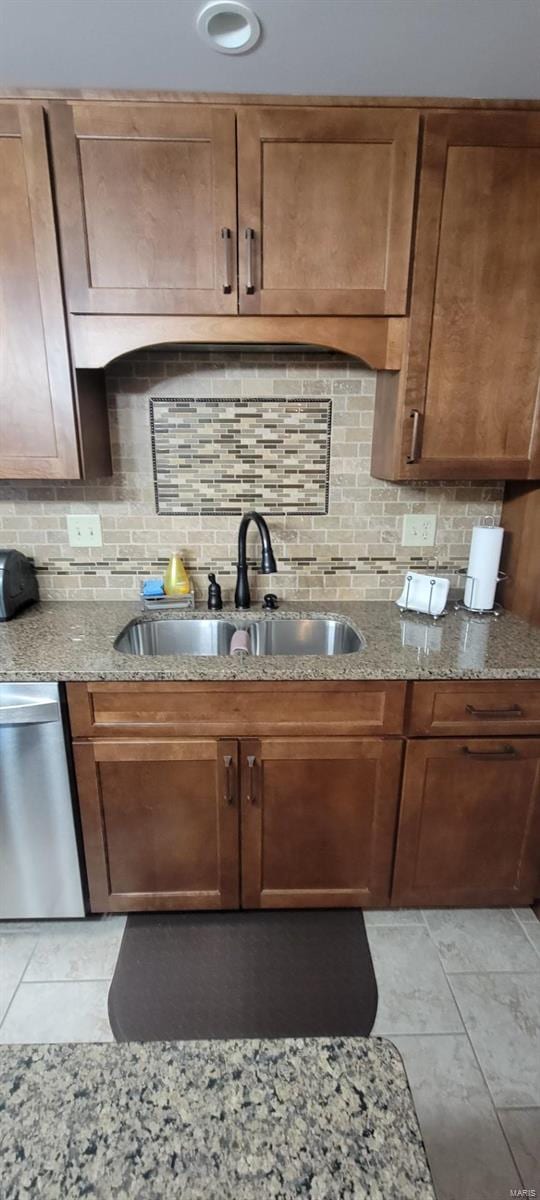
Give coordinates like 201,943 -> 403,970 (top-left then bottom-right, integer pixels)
114,616 -> 364,658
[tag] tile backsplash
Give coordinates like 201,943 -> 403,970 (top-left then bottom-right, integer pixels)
0,350 -> 503,603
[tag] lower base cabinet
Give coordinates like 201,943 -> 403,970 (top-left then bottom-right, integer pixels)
74,738 -> 240,911
392,738 -> 540,907
73,735 -> 403,912
240,737 -> 403,908
69,681 -> 540,913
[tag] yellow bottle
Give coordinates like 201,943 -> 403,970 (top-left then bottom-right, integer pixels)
164,553 -> 191,596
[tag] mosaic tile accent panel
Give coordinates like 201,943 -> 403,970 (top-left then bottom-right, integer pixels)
150,397 -> 332,516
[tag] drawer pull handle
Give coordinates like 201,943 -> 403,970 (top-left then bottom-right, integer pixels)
223,754 -> 234,804
246,754 -> 257,804
406,409 -> 421,464
462,744 -> 517,760
221,227 -> 232,294
465,704 -> 523,719
245,227 -> 255,294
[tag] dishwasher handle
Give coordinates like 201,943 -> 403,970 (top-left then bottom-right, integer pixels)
0,699 -> 60,726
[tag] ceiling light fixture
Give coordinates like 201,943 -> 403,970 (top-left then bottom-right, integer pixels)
196,1 -> 261,55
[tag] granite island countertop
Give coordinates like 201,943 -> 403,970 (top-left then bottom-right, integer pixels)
0,598 -> 539,682
0,1036 -> 434,1200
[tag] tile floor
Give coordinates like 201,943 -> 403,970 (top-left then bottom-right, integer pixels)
1,907 -> 539,1199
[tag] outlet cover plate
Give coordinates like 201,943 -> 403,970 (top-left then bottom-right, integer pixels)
402,513 -> 437,547
66,514 -> 103,548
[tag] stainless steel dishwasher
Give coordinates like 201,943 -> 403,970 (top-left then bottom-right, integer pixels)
0,683 -> 85,918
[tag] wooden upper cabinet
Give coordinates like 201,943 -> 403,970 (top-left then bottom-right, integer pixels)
0,104 -> 83,478
373,111 -> 540,481
237,108 -> 419,315
48,102 -> 238,315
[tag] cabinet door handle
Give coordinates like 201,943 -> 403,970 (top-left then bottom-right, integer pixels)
465,704 -> 523,719
462,744 -> 518,760
246,754 -> 257,803
221,227 -> 232,294
406,409 -> 421,464
223,754 -> 234,804
245,228 -> 255,294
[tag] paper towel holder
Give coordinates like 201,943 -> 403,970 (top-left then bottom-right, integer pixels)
454,516 -> 507,617
454,568 -> 508,618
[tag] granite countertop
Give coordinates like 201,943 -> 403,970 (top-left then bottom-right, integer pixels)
0,598 -> 539,682
0,1036 -> 434,1200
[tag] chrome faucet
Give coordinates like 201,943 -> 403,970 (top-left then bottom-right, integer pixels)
234,511 -> 277,610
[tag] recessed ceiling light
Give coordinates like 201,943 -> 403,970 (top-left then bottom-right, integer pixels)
196,1 -> 261,55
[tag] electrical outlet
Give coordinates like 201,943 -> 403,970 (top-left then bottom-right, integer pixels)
402,513 -> 437,547
66,514 -> 102,548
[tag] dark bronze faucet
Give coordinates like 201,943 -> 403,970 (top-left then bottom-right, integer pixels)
234,511 -> 277,610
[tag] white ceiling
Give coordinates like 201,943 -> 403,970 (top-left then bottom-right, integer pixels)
1,0 -> 539,98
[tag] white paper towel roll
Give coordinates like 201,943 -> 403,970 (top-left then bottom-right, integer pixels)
464,526 -> 504,611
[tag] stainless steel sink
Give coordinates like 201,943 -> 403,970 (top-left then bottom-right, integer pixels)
246,617 -> 364,656
114,615 -> 364,657
114,619 -> 237,657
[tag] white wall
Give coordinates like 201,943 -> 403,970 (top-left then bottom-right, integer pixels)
0,0 -> 539,98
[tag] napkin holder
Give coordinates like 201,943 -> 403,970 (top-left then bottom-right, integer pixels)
397,572 -> 449,621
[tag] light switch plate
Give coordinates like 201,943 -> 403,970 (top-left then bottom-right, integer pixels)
66,514 -> 103,548
402,513 -> 437,547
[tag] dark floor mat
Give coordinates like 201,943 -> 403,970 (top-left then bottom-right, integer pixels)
108,909 -> 378,1042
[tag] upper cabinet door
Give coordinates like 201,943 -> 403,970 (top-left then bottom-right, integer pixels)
49,102 -> 238,316
404,112 -> 540,479
237,108 -> 419,315
0,105 -> 80,479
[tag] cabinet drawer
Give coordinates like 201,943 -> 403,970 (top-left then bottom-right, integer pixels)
67,680 -> 406,739
408,680 -> 540,736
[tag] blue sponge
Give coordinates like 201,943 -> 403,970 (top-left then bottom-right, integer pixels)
142,578 -> 165,597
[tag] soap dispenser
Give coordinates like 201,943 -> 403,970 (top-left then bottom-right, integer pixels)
164,553 -> 191,596
207,573 -> 223,610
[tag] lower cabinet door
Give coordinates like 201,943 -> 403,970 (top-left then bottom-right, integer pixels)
240,737 -> 403,908
392,738 -> 540,906
74,738 -> 240,912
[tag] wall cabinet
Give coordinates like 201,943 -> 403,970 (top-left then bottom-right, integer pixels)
49,102 -> 418,318
392,737 -> 540,907
372,111 -> 540,481
236,108 -> 418,316
49,103 -> 238,316
3,93 -> 540,481
0,104 -> 109,479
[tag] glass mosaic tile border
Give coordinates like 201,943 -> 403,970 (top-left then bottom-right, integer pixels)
150,397 -> 332,516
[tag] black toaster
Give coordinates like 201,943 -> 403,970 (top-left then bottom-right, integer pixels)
0,550 -> 39,620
